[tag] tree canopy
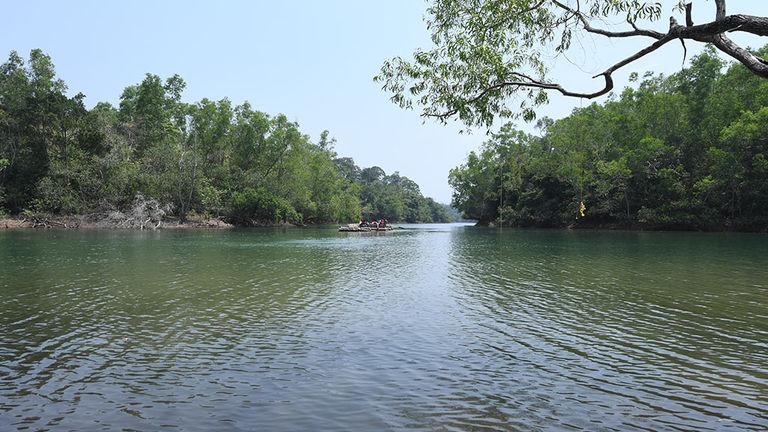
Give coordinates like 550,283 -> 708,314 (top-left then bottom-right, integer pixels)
376,0 -> 768,128
448,47 -> 768,231
0,50 -> 453,225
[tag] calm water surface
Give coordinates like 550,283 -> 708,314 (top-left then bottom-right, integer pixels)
1,224 -> 767,431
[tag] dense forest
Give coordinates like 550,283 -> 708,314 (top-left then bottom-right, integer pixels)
449,47 -> 768,231
0,50 -> 451,226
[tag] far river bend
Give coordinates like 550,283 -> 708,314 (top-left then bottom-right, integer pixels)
1,224 -> 766,431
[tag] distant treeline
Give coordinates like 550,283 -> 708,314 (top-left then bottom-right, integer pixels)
449,46 -> 768,231
0,50 -> 452,225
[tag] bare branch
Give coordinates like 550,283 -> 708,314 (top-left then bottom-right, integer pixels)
547,1 -> 768,79
712,34 -> 768,77
678,14 -> 768,39
601,34 -> 677,75
680,38 -> 688,68
685,3 -> 693,27
715,0 -> 726,21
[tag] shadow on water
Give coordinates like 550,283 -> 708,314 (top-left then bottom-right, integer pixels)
1,226 -> 766,431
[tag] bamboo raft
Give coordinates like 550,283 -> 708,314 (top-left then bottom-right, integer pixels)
338,224 -> 395,232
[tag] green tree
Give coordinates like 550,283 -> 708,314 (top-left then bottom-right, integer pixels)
0,49 -> 456,226
449,46 -> 768,231
377,0 -> 768,128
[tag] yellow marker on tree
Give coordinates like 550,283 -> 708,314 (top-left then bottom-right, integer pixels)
578,201 -> 586,218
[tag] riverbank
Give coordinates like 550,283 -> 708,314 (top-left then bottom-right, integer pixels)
477,219 -> 768,233
0,215 -> 235,230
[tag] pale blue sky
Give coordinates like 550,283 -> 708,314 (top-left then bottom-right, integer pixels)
2,0 -> 766,202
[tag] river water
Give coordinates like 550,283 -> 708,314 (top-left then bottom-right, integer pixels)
1,224 -> 766,431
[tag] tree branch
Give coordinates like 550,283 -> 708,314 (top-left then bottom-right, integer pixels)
601,34 -> 677,75
676,14 -> 768,39
482,0 -> 548,30
685,3 -> 694,27
715,0 -> 726,21
712,34 -> 768,77
426,33 -> 677,120
416,0 -> 768,124
551,0 -> 664,39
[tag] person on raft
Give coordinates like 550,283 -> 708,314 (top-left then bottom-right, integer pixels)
358,218 -> 388,228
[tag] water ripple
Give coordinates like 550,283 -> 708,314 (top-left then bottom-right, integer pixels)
1,226 -> 766,431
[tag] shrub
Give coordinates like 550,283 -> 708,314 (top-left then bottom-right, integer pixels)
227,188 -> 301,225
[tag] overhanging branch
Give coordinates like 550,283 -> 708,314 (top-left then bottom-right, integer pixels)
551,0 -> 664,39
426,33 -> 677,120
712,34 -> 768,77
422,0 -> 768,122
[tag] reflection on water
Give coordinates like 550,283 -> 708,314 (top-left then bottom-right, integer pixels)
1,225 -> 766,431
